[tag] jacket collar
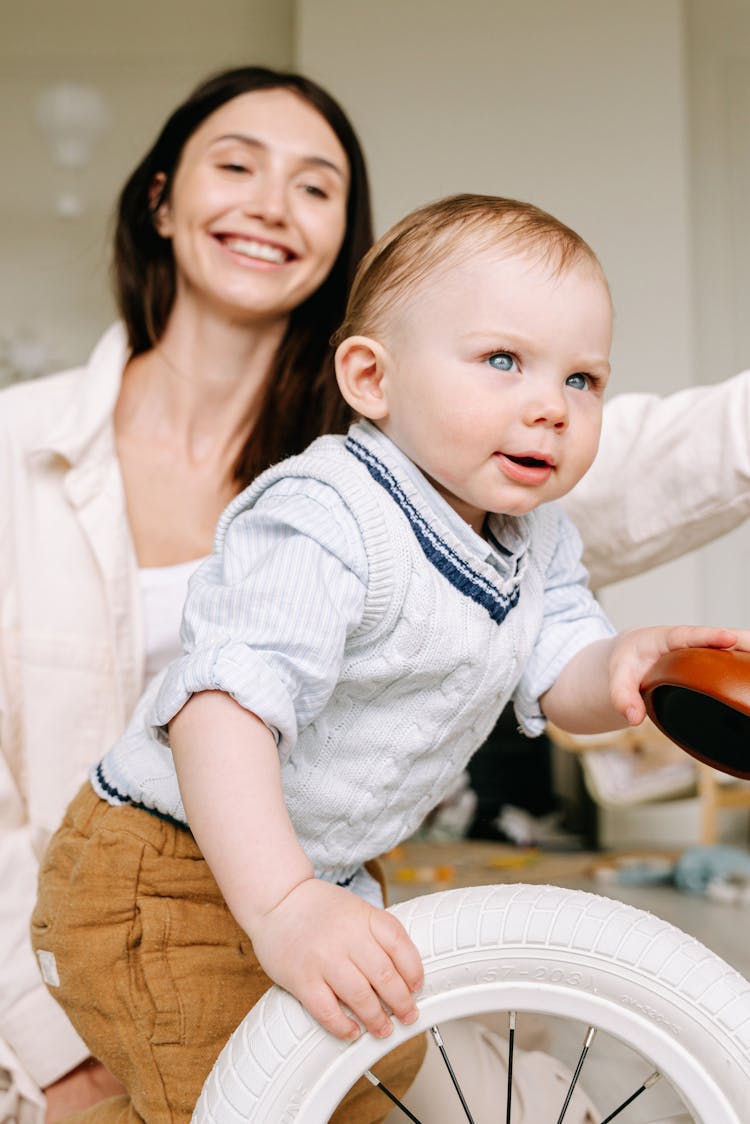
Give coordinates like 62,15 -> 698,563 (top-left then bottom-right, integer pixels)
33,323 -> 129,465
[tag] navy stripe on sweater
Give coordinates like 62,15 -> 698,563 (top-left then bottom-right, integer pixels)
346,436 -> 519,625
93,763 -> 188,828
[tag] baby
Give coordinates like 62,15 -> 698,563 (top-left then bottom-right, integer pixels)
33,194 -> 748,1123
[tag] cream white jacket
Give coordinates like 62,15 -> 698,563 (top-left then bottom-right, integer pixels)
2,323 -> 750,1120
0,324 -> 143,1119
563,370 -> 750,588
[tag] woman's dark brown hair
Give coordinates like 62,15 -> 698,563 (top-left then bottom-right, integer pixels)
113,66 -> 373,486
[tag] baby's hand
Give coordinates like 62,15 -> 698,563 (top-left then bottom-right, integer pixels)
611,625 -> 750,725
248,878 -> 423,1041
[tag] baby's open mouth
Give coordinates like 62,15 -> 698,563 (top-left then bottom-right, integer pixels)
505,454 -> 552,468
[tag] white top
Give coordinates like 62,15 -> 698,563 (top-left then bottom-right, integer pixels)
139,559 -> 206,686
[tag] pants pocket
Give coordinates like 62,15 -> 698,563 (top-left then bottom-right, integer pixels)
131,895 -> 183,1046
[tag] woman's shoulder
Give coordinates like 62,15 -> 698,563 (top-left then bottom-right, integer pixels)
0,366 -> 86,442
0,324 -> 126,448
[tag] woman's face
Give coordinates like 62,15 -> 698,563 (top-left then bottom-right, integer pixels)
155,88 -> 350,325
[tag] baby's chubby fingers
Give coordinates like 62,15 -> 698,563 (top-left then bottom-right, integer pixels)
609,625 -> 741,726
728,628 -> 750,653
369,908 -> 424,997
607,647 -> 650,725
323,910 -> 423,1040
344,914 -> 422,1035
324,955 -> 414,1040
300,978 -> 365,1042
248,879 -> 423,1043
661,625 -> 738,652
324,962 -> 392,1039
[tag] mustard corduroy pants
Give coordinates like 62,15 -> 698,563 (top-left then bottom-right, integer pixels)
31,784 -> 425,1123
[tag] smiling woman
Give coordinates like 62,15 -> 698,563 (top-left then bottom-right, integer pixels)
148,89 -> 350,331
0,65 -> 373,1123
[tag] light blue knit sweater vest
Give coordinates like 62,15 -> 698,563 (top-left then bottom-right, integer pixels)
268,432 -> 560,881
94,428 -> 562,883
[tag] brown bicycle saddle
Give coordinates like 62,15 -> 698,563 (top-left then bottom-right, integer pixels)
641,648 -> 750,780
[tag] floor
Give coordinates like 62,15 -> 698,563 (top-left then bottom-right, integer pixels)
381,839 -> 750,977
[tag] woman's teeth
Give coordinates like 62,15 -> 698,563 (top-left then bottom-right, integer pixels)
224,238 -> 288,263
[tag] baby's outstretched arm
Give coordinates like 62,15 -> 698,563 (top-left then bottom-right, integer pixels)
169,691 -> 422,1041
541,626 -> 750,733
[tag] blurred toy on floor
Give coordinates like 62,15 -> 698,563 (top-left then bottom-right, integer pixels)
591,844 -> 750,904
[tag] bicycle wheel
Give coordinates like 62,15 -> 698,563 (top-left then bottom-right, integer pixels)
192,883 -> 750,1123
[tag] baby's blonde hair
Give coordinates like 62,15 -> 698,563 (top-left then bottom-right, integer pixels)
334,193 -> 607,344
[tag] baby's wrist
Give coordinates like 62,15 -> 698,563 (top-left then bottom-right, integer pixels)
241,866 -> 315,938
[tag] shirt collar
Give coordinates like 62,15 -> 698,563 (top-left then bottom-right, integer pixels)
353,420 -> 528,574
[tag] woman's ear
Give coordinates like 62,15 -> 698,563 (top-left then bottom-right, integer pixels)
335,336 -> 390,420
149,172 -> 173,237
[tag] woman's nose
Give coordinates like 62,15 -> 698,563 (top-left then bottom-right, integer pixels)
244,173 -> 289,226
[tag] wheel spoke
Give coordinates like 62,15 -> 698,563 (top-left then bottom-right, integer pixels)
505,1010 -> 516,1124
555,1026 -> 597,1124
369,1026 -> 669,1124
430,1024 -> 477,1123
598,1071 -> 662,1123
364,1069 -> 424,1123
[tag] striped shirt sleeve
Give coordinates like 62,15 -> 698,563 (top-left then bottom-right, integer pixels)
513,505 -> 616,735
152,477 -> 368,755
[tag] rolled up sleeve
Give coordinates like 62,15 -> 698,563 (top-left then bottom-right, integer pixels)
152,478 -> 368,758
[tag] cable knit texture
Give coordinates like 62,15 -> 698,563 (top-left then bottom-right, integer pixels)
94,423 -> 612,883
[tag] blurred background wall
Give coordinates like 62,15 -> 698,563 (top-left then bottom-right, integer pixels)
0,0 -> 294,371
2,0 -> 749,629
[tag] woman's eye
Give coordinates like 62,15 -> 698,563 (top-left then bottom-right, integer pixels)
301,183 -> 329,199
487,352 -> 517,372
220,162 -> 250,174
566,372 -> 591,391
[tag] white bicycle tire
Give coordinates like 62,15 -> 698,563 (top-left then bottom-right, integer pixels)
192,883 -> 750,1123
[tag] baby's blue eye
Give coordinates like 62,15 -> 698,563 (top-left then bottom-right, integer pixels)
487,352 -> 516,372
566,372 -> 590,391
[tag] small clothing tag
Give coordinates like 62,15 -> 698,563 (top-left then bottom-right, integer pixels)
37,950 -> 60,987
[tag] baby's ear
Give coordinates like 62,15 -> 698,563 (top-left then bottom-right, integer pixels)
335,336 -> 390,420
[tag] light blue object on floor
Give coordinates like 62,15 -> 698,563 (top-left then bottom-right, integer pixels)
674,844 -> 750,896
